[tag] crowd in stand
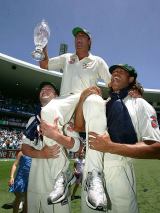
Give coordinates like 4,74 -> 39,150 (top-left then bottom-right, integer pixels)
0,90 -> 38,115
0,128 -> 23,150
0,90 -> 40,151
0,128 -> 24,150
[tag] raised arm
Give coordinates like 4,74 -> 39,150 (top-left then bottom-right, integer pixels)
39,46 -> 49,69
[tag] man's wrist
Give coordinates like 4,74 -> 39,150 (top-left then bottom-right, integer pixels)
38,150 -> 44,158
53,131 -> 61,142
107,142 -> 118,154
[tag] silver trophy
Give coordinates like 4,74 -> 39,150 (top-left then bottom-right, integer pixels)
32,19 -> 50,61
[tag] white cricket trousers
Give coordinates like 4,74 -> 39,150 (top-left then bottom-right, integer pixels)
103,154 -> 139,213
28,192 -> 71,213
41,93 -> 107,175
81,154 -> 139,213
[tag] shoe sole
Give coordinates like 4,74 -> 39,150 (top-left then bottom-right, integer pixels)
86,196 -> 106,212
47,185 -> 68,205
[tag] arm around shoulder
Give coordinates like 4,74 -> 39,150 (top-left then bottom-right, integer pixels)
22,143 -> 60,159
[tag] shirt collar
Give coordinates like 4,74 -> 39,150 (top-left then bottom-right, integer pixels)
110,87 -> 130,100
70,53 -> 95,62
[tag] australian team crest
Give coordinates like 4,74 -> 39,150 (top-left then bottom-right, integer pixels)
69,58 -> 75,64
83,61 -> 94,69
69,55 -> 76,64
150,115 -> 158,128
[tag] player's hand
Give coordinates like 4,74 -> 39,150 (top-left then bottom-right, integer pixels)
8,177 -> 14,186
80,86 -> 102,102
41,144 -> 60,159
88,131 -> 112,152
40,117 -> 60,140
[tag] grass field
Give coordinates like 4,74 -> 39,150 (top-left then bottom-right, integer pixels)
0,159 -> 160,213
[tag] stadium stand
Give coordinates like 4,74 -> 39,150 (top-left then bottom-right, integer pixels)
0,128 -> 23,150
0,89 -> 40,152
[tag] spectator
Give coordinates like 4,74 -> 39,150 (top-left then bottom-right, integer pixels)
71,149 -> 85,201
8,150 -> 31,213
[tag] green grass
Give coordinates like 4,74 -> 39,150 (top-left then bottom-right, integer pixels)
134,159 -> 160,213
0,160 -> 15,213
0,159 -> 160,213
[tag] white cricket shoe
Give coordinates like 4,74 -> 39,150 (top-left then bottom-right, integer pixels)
85,170 -> 107,211
47,171 -> 76,205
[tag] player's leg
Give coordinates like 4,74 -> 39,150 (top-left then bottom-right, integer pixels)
13,192 -> 24,213
103,155 -> 139,213
41,94 -> 80,204
82,94 -> 107,210
54,197 -> 71,213
27,191 -> 42,213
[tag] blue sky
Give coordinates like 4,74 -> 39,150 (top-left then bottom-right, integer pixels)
1,0 -> 160,89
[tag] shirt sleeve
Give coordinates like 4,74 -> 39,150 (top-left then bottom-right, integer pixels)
136,98 -> 160,142
48,54 -> 66,70
22,117 -> 43,150
97,57 -> 111,87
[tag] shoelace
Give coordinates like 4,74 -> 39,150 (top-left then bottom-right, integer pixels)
54,175 -> 64,187
89,176 -> 104,192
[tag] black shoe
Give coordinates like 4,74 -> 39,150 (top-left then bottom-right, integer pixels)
1,203 -> 13,209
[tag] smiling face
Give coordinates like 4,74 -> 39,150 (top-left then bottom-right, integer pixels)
75,32 -> 91,51
110,68 -> 134,92
39,85 -> 57,106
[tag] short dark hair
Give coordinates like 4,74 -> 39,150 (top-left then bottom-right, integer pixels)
39,82 -> 59,96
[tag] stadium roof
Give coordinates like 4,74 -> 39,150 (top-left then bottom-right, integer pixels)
0,53 -> 160,103
0,53 -> 62,100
